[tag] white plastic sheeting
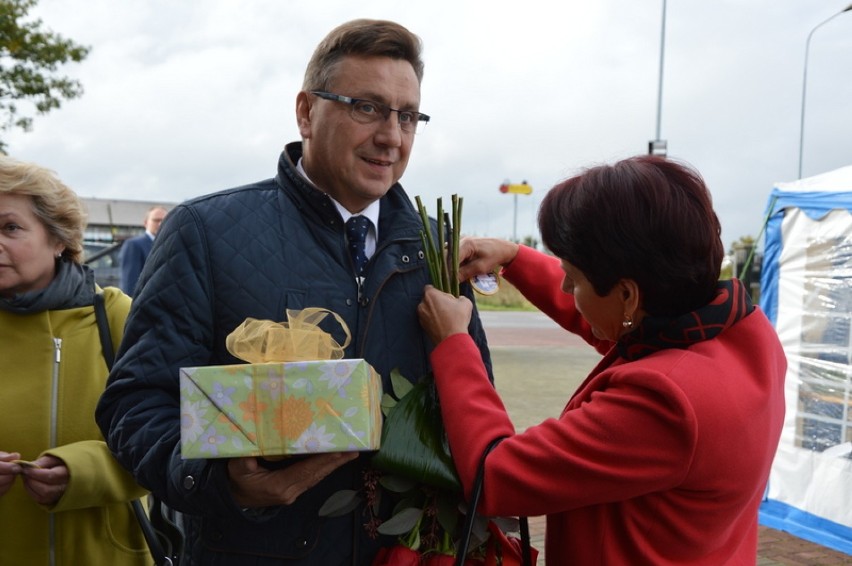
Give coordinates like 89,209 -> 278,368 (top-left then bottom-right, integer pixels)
759,166 -> 852,554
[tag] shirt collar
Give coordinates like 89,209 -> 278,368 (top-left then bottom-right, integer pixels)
295,158 -> 380,235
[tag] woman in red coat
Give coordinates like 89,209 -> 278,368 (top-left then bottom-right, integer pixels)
418,155 -> 786,565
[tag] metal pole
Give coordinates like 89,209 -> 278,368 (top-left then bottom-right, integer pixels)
655,0 -> 667,142
797,4 -> 852,179
513,193 -> 518,242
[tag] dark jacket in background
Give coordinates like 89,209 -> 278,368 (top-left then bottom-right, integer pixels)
96,142 -> 493,565
118,232 -> 153,295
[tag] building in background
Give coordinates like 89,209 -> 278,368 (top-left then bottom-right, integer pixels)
82,197 -> 177,243
81,197 -> 178,288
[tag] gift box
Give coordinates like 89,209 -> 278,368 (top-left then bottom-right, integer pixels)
179,308 -> 382,459
180,358 -> 382,459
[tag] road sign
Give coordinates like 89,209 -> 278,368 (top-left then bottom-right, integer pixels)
499,181 -> 533,195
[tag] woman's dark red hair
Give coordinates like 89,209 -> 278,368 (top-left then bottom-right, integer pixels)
538,155 -> 724,316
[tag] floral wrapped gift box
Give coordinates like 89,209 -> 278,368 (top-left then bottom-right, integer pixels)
179,308 -> 382,459
180,359 -> 382,459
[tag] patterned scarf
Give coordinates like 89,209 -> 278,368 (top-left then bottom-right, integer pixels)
616,279 -> 754,361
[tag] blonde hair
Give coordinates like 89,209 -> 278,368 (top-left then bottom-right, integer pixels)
0,155 -> 86,263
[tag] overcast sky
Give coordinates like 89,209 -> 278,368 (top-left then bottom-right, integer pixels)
7,0 -> 852,248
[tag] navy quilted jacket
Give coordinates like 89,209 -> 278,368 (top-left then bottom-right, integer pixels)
96,143 -> 492,565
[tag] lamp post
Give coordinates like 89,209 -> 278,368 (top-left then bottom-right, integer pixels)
648,0 -> 668,157
797,3 -> 852,179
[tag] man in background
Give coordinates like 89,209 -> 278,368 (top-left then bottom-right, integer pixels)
119,205 -> 167,295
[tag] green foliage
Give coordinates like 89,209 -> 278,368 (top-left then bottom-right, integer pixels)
474,279 -> 536,311
728,234 -> 755,255
520,235 -> 539,249
0,0 -> 90,152
719,257 -> 734,280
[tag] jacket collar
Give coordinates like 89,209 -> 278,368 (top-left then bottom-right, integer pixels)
276,142 -> 422,241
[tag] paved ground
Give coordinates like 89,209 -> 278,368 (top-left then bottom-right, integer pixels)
478,310 -> 852,565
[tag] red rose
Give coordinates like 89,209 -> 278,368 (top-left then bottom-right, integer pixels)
372,545 -> 421,566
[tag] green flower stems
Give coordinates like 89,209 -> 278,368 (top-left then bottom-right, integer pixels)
416,195 -> 463,299
451,194 -> 462,298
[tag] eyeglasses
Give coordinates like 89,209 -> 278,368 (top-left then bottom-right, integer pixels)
310,91 -> 430,134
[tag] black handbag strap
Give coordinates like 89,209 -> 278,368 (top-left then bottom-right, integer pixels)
94,291 -> 174,566
455,437 -> 532,566
132,499 -> 173,566
93,290 -> 115,370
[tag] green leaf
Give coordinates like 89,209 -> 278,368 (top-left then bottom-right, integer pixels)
389,367 -> 414,399
318,489 -> 361,517
372,375 -> 461,492
393,494 -> 425,515
377,506 -> 423,536
381,392 -> 397,417
379,473 -> 418,494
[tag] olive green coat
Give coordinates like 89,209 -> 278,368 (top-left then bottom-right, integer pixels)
0,287 -> 150,565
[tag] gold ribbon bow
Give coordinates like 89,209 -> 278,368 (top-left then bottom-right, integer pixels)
225,308 -> 351,363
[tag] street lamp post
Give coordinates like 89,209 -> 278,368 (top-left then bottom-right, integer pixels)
649,0 -> 668,157
797,4 -> 852,179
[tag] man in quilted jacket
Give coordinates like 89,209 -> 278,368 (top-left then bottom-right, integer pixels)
96,18 -> 492,565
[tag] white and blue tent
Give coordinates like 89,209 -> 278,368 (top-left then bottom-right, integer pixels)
759,165 -> 852,554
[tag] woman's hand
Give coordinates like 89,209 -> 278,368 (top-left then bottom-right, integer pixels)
20,454 -> 69,506
417,285 -> 473,345
457,237 -> 520,282
227,452 -> 359,508
0,451 -> 22,497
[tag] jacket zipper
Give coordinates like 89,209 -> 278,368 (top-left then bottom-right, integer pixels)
51,338 -> 61,448
49,337 -> 61,566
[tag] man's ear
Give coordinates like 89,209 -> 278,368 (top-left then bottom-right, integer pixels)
296,91 -> 312,138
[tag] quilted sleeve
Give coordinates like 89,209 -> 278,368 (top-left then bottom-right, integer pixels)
95,204 -> 236,517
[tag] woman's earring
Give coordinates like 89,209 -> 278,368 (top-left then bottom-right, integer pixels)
622,315 -> 633,329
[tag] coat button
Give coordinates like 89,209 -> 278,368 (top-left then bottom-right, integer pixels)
182,475 -> 195,490
346,298 -> 353,306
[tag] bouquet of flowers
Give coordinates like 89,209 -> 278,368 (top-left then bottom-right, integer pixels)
370,195 -> 464,492
320,195 -> 537,564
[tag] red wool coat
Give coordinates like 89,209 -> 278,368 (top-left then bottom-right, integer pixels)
431,246 -> 786,565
